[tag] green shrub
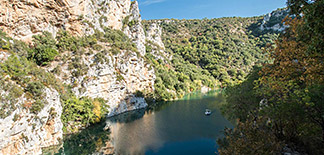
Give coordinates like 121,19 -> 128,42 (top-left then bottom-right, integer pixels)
68,56 -> 89,78
94,51 -> 109,64
116,73 -> 124,82
13,114 -> 19,121
99,15 -> 108,28
56,30 -> 78,52
29,32 -> 58,66
134,90 -> 144,98
0,39 -> 10,50
145,44 -> 153,53
25,81 -> 44,97
128,20 -> 138,27
81,35 -> 97,47
122,15 -> 130,29
61,96 -> 108,133
0,30 -> 12,50
31,47 -> 58,66
111,47 -> 120,55
92,44 -> 103,51
11,40 -> 30,57
52,66 -> 62,75
1,55 -> 30,84
30,99 -> 45,114
0,76 -> 24,118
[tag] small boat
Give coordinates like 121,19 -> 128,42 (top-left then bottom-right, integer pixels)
205,109 -> 211,115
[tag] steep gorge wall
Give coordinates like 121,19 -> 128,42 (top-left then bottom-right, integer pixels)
0,0 -> 131,41
0,88 -> 63,155
49,0 -> 158,117
0,0 -> 164,154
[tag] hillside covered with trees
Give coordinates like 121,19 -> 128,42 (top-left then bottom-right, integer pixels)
218,0 -> 324,154
143,11 -> 285,100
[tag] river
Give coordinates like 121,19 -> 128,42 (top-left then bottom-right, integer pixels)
46,91 -> 233,155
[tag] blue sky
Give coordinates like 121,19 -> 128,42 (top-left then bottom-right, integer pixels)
137,0 -> 287,20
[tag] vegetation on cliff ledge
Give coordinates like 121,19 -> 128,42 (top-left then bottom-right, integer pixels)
0,29 -> 117,132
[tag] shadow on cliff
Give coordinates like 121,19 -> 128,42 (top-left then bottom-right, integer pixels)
106,95 -> 177,124
107,108 -> 146,123
45,120 -> 110,155
247,18 -> 278,37
50,93 -> 200,155
106,101 -> 173,124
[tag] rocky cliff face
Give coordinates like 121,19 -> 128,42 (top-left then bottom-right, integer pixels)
145,22 -> 170,61
0,0 -> 162,154
0,0 -> 131,41
46,0 -> 157,117
0,88 -> 63,155
55,45 -> 155,117
260,8 -> 289,32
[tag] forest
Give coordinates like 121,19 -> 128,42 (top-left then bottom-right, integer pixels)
143,9 -> 283,101
217,0 -> 324,154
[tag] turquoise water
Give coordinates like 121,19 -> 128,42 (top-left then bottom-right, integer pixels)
51,91 -> 233,155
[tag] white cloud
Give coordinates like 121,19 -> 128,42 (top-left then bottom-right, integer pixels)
140,0 -> 166,6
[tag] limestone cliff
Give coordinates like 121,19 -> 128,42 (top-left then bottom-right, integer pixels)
145,22 -> 170,61
260,8 -> 289,32
0,87 -> 63,155
0,0 -> 161,154
45,0 -> 156,117
0,0 -> 158,118
53,43 -> 155,117
0,0 -> 132,41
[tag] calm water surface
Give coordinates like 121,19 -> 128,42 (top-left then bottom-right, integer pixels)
49,91 -> 233,155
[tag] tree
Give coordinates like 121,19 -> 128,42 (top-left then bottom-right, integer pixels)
219,0 -> 324,154
28,32 -> 58,66
218,117 -> 284,155
258,0 -> 324,145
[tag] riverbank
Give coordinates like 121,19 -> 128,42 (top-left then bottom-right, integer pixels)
46,91 -> 232,154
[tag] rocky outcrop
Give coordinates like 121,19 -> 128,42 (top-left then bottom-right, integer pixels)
146,23 -> 165,50
57,48 -> 155,117
45,0 -> 156,117
0,50 -> 10,62
0,88 -> 63,155
260,8 -> 289,32
0,0 -> 131,41
123,1 -> 146,55
145,22 -> 171,61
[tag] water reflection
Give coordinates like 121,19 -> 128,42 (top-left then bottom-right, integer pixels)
107,91 -> 232,155
44,121 -> 111,155
108,108 -> 146,123
46,91 -> 232,155
108,111 -> 163,154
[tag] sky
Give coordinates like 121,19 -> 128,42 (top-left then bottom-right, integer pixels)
137,0 -> 287,20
